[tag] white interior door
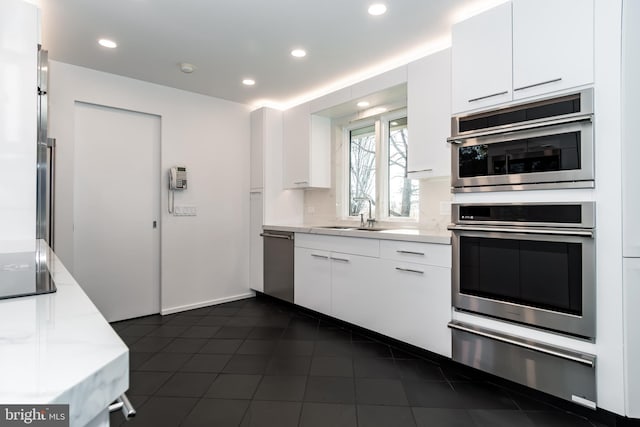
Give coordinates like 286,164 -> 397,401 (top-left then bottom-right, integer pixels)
73,102 -> 160,322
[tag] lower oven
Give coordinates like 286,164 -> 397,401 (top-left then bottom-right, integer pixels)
449,202 -> 595,340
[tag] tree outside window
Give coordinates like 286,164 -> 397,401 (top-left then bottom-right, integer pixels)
346,113 -> 418,221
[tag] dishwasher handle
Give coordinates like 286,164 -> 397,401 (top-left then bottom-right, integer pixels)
260,232 -> 293,240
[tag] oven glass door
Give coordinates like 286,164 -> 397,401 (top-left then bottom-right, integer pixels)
452,228 -> 595,339
459,235 -> 582,315
452,120 -> 593,190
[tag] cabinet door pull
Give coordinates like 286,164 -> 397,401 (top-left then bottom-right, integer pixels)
395,267 -> 424,274
396,250 -> 425,256
514,77 -> 562,92
407,168 -> 433,173
468,90 -> 509,103
311,253 -> 329,259
330,256 -> 350,263
294,181 -> 309,185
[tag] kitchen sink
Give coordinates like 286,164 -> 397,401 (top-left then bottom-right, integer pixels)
316,226 -> 387,232
316,226 -> 356,230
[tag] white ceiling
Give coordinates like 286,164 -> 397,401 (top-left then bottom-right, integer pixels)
39,0 -> 505,109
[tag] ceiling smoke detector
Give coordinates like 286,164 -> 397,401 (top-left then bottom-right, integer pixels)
180,63 -> 196,73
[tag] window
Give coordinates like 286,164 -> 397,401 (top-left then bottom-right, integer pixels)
349,124 -> 376,216
346,112 -> 418,221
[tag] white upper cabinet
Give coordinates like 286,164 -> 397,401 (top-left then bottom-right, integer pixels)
407,48 -> 452,178
250,109 -> 265,190
452,0 -> 595,114
283,103 -> 331,189
512,0 -> 594,100
0,0 -> 38,249
451,2 -> 512,114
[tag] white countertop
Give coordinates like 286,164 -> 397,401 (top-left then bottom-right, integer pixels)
263,224 -> 451,245
0,241 -> 129,427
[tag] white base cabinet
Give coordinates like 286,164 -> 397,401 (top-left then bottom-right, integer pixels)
294,233 -> 452,357
331,253 -> 385,333
294,247 -> 331,314
380,261 -> 451,357
624,257 -> 640,417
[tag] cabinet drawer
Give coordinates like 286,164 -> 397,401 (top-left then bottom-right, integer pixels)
295,233 -> 379,257
380,240 -> 451,268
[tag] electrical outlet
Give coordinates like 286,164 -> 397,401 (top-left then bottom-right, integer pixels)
173,206 -> 196,216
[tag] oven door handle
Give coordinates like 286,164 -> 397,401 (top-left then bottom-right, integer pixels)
447,112 -> 593,144
448,225 -> 594,238
448,321 -> 596,367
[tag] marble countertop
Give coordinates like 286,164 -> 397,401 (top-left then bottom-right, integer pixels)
0,241 -> 129,427
263,224 -> 451,245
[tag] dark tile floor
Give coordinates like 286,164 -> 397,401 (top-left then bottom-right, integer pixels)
109,295 -> 610,427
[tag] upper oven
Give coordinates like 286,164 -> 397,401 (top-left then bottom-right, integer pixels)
448,89 -> 594,193
449,202 -> 596,340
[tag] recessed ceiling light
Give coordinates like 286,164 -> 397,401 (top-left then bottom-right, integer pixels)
98,38 -> 117,49
291,49 -> 307,58
368,4 -> 387,15
357,101 -> 370,108
242,79 -> 256,86
179,63 -> 196,73
390,121 -> 398,126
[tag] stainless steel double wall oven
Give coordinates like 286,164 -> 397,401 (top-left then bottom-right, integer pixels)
447,90 -> 598,406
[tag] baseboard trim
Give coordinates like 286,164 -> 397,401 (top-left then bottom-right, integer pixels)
161,291 -> 255,315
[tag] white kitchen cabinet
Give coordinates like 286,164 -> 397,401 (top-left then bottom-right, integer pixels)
407,49 -> 452,178
250,109 -> 265,190
380,260 -> 451,357
282,103 -> 331,189
294,234 -> 379,321
622,0 -> 640,258
451,2 -> 512,114
249,192 -> 264,292
624,258 -> 640,417
294,232 -> 452,356
331,252 -> 385,332
379,239 -> 451,268
452,0 -> 594,114
294,247 -> 332,313
0,0 -> 38,250
512,0 -> 594,100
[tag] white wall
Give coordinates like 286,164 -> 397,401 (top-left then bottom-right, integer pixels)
48,61 -> 252,315
0,0 -> 38,253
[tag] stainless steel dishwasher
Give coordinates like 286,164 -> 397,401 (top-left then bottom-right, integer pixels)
260,230 -> 294,303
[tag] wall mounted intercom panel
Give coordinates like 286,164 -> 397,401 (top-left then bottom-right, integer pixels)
168,166 -> 187,214
169,166 -> 187,190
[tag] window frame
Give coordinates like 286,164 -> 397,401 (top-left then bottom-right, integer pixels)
341,108 -> 416,223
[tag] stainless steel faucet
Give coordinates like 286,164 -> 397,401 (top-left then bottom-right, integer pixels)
353,197 -> 376,227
